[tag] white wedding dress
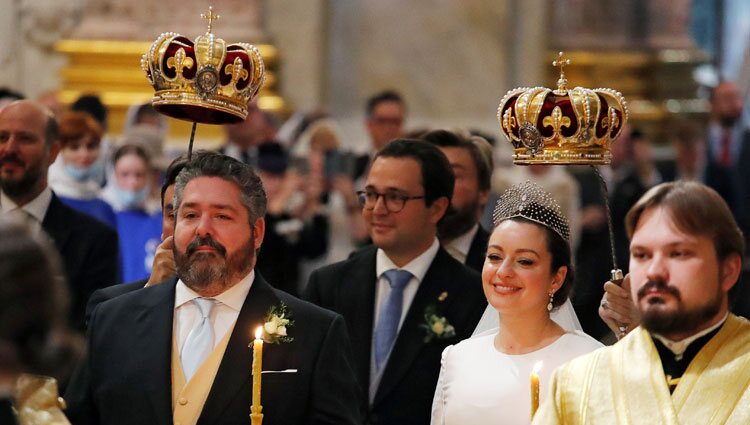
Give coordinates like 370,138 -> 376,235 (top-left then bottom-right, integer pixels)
430,329 -> 602,425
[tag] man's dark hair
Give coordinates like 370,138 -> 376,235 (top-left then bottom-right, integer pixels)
71,94 -> 108,129
365,90 -> 404,117
160,153 -> 191,207
0,87 -> 25,102
374,139 -> 454,208
420,129 -> 493,192
174,152 -> 267,223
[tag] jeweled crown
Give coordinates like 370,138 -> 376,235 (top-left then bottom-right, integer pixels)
497,52 -> 628,165
141,7 -> 265,124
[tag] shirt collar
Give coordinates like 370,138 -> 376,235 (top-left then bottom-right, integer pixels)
376,237 -> 440,282
652,313 -> 728,358
444,224 -> 479,259
175,269 -> 255,312
0,187 -> 53,223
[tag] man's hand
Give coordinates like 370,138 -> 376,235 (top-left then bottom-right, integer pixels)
598,274 -> 640,339
146,236 -> 176,287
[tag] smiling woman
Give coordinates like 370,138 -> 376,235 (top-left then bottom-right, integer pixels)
431,181 -> 602,425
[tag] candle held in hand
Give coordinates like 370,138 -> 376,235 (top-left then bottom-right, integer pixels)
531,361 -> 542,419
251,326 -> 264,425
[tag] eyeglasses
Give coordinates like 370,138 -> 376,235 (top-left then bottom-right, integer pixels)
356,189 -> 425,213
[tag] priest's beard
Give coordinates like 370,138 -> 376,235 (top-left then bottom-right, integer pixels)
438,198 -> 480,242
638,278 -> 723,336
174,233 -> 255,293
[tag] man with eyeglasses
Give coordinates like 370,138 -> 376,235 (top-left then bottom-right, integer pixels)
365,91 -> 406,153
304,139 -> 485,425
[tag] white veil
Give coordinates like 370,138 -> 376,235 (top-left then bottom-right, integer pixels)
472,298 -> 582,336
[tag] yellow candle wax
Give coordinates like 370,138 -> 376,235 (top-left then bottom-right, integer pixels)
531,361 -> 542,419
252,326 -> 263,411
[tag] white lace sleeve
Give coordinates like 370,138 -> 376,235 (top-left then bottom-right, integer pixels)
472,298 -> 582,337
430,345 -> 452,425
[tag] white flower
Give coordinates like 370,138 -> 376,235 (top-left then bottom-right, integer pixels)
431,321 -> 445,335
264,320 -> 278,334
277,326 -> 287,336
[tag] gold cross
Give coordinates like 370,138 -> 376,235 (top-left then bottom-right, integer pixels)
201,6 -> 220,34
552,51 -> 571,76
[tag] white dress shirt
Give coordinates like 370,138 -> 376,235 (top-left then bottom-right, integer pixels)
0,187 -> 52,236
443,224 -> 479,264
174,270 -> 255,355
373,238 -> 440,331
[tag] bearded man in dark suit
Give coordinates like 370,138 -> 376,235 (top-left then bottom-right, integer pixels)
305,139 -> 485,425
66,152 -> 361,425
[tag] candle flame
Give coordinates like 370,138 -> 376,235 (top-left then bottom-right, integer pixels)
255,326 -> 264,340
533,361 -> 543,374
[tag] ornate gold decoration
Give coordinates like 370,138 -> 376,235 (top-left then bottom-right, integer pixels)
141,7 -> 265,124
497,52 -> 629,165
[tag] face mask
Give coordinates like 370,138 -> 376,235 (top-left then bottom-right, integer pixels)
64,162 -> 103,182
115,185 -> 150,210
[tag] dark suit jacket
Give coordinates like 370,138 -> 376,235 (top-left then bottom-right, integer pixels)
304,246 -> 485,425
65,274 -> 362,425
464,225 -> 490,272
83,278 -> 148,328
42,193 -> 119,331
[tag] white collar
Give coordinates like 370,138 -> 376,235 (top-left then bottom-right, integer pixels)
652,313 -> 728,359
444,224 -> 479,259
0,187 -> 53,223
376,237 -> 440,282
175,269 -> 255,312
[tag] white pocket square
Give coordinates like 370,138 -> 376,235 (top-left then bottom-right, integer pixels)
261,369 -> 298,374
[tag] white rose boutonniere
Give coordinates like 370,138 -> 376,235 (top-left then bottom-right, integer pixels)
419,302 -> 456,343
262,303 -> 294,344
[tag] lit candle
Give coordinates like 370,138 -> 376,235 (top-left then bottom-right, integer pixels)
250,326 -> 264,425
530,361 -> 542,419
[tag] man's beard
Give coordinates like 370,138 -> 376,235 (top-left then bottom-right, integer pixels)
174,234 -> 255,292
439,198 -> 480,242
638,278 -> 723,336
0,152 -> 44,198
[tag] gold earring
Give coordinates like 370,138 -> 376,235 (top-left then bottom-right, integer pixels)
547,292 -> 554,312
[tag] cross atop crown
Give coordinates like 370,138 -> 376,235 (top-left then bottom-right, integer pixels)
201,6 -> 220,34
552,51 -> 571,92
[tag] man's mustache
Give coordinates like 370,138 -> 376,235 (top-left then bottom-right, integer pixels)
0,153 -> 24,167
186,236 -> 227,257
637,279 -> 681,301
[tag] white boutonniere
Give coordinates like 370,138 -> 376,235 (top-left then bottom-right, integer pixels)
262,303 -> 294,344
419,292 -> 456,343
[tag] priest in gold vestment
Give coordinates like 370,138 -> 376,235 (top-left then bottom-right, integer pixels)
534,181 -> 750,425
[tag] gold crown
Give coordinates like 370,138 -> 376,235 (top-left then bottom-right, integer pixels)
141,7 -> 265,124
497,52 -> 629,165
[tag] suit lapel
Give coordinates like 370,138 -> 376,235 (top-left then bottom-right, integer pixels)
341,250 -> 377,393
198,274 -> 281,425
41,194 -> 73,252
373,249 -> 463,405
132,277 -> 178,425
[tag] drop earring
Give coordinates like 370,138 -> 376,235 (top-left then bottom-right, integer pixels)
547,292 -> 554,312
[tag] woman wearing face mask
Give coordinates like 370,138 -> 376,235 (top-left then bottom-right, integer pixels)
430,182 -> 602,425
48,112 -> 116,228
102,144 -> 162,282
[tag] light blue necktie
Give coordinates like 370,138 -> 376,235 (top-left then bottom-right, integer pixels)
181,298 -> 215,381
374,269 -> 413,371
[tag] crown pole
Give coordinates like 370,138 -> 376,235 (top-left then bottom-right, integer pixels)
188,122 -> 197,160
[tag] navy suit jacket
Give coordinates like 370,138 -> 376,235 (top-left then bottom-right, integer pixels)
42,193 -> 119,331
65,274 -> 362,425
304,245 -> 485,425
